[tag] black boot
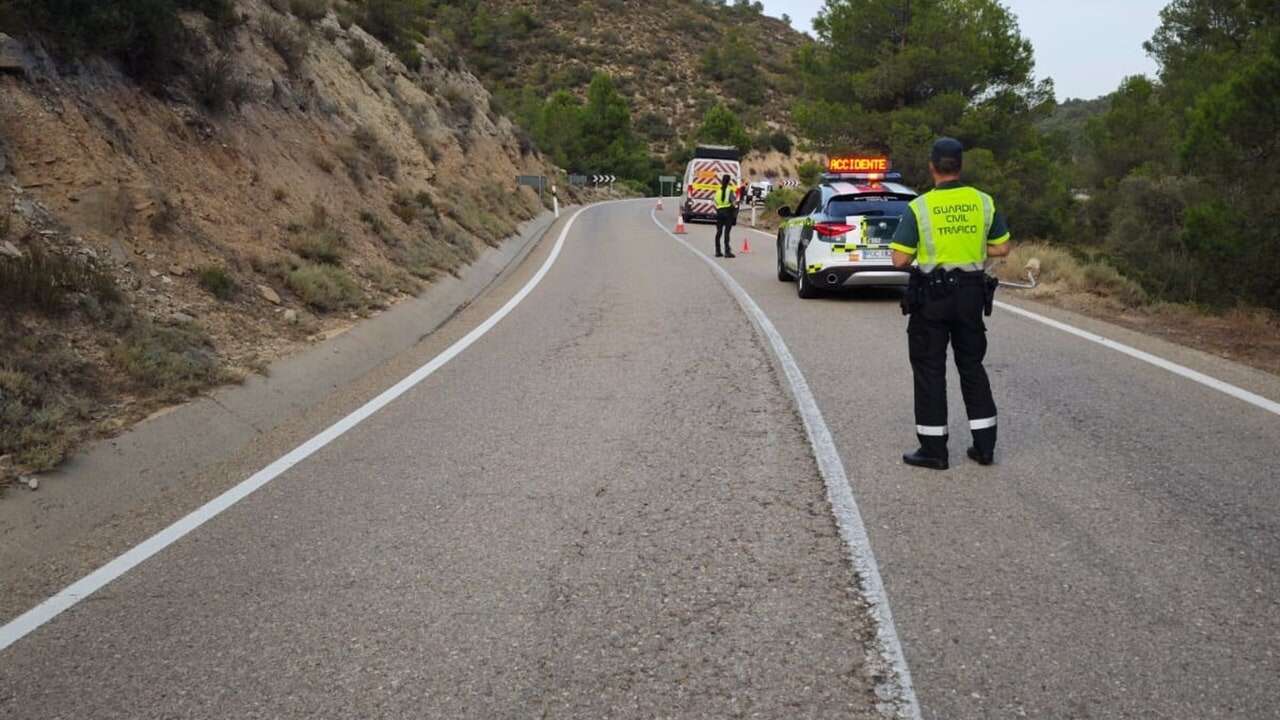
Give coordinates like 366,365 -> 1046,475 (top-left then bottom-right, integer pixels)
968,426 -> 996,465
966,447 -> 994,466
903,449 -> 949,470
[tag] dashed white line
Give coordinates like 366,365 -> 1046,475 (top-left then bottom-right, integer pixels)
0,204 -> 598,653
651,209 -> 922,720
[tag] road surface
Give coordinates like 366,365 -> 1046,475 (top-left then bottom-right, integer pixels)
2,199 -> 1278,719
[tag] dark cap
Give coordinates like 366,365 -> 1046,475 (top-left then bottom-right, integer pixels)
930,137 -> 964,165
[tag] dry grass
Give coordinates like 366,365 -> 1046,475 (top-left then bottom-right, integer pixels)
111,320 -> 234,403
0,336 -> 94,473
286,203 -> 346,264
366,261 -> 421,296
994,242 -> 1280,375
0,248 -> 120,315
353,124 -> 398,179
287,264 -> 363,310
994,242 -> 1147,307
261,14 -> 310,75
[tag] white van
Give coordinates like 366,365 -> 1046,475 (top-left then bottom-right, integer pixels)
681,145 -> 742,223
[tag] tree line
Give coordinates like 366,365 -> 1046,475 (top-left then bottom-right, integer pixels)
793,0 -> 1280,312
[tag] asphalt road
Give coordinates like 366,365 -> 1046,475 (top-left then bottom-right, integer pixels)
666,205 -> 1280,718
0,203 -> 884,719
3,199 -> 1279,719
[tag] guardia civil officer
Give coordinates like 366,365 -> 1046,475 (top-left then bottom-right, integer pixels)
713,174 -> 737,258
889,138 -> 1011,470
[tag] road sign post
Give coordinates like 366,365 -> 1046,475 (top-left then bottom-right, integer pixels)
658,175 -> 677,198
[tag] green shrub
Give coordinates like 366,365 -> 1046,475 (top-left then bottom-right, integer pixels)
765,187 -> 803,216
261,14 -> 309,74
797,160 -> 823,187
390,192 -> 419,225
196,265 -> 238,300
287,264 -> 363,310
288,227 -> 345,264
111,320 -> 230,401
288,0 -> 329,22
359,209 -> 389,236
335,141 -> 369,189
348,36 -> 375,71
353,124 -> 398,178
1,0 -> 235,80
189,53 -> 252,112
769,131 -> 793,155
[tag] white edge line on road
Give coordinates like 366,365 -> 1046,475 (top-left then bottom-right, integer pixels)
651,209 -> 922,720
993,301 -> 1280,416
752,225 -> 1280,417
0,204 -> 598,654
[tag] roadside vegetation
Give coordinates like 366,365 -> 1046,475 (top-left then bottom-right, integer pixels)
794,0 -> 1280,316
0,243 -> 235,476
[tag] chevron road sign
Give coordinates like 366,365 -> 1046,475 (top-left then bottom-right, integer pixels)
591,175 -> 616,185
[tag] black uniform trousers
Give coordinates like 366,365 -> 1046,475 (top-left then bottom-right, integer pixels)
714,207 -> 735,255
908,275 -> 998,459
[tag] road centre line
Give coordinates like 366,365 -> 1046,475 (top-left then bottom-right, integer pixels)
652,209 -> 922,720
744,226 -> 1280,417
0,204 -> 598,654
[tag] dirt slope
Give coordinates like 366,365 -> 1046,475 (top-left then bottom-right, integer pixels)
0,0 -> 571,484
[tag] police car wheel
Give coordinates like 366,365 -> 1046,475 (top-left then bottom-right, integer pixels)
776,237 -> 790,282
796,249 -> 821,299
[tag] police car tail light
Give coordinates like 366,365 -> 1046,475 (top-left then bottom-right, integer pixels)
814,222 -> 854,238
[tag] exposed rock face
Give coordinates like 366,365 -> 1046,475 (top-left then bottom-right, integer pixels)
0,0 -> 573,477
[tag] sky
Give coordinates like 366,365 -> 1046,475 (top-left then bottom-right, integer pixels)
759,0 -> 1166,100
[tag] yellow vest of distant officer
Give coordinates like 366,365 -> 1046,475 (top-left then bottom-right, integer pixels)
909,186 -> 995,271
714,185 -> 735,210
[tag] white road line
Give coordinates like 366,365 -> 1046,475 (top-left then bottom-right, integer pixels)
0,205 -> 597,654
650,209 -> 922,720
751,223 -> 1278,417
994,301 -> 1280,416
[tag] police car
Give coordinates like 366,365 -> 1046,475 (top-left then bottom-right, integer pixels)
775,156 -> 918,298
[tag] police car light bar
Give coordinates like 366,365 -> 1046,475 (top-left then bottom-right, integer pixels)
821,171 -> 904,183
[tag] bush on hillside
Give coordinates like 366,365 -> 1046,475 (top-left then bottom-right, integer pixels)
0,0 -> 235,80
287,264 -> 362,310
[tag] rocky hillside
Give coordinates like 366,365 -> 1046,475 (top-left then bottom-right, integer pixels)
466,0 -> 811,156
0,0 -> 572,484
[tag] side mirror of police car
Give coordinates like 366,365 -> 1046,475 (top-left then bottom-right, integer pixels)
778,206 -> 792,218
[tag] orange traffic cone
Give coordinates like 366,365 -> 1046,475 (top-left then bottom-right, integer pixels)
741,235 -> 751,254
674,214 -> 687,234
656,197 -> 664,210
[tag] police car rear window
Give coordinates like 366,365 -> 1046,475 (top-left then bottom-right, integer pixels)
824,196 -> 909,218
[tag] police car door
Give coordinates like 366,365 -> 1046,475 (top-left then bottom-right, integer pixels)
786,190 -> 820,271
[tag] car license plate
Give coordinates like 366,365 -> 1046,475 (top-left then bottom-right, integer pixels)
863,248 -> 892,261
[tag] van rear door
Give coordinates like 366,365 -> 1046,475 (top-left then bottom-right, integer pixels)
683,159 -> 741,220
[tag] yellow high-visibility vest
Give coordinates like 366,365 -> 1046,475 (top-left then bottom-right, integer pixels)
907,186 -> 998,271
714,185 -> 735,209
